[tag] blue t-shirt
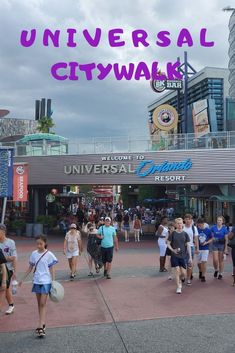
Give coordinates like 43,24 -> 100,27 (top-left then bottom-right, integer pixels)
97,226 -> 116,248
197,227 -> 212,250
210,225 -> 228,243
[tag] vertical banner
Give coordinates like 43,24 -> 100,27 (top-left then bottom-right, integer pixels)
13,163 -> 28,202
0,148 -> 13,197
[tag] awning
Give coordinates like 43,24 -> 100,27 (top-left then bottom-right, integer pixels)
209,195 -> 235,202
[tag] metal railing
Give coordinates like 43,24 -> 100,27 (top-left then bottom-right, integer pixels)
1,131 -> 235,156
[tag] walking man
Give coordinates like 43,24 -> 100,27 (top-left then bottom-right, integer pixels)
0,224 -> 17,314
96,217 -> 119,279
183,214 -> 199,285
167,218 -> 192,294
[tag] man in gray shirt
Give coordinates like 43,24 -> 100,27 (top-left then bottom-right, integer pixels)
0,224 -> 17,314
167,218 -> 192,294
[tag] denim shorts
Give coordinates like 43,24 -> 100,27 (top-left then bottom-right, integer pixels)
211,243 -> 225,252
32,283 -> 52,294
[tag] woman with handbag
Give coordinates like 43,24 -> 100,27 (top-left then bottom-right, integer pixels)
86,222 -> 101,276
19,235 -> 58,338
228,227 -> 235,285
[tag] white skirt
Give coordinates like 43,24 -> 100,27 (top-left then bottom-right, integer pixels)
158,238 -> 167,257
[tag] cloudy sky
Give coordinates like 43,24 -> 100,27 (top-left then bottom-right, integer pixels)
0,0 -> 232,140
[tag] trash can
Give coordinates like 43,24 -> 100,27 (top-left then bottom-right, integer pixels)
33,223 -> 43,237
26,223 -> 34,237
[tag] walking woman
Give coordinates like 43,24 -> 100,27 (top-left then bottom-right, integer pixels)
19,235 -> 58,337
63,223 -> 83,280
86,222 -> 102,276
165,222 -> 175,280
133,215 -> 142,242
156,217 -> 168,272
211,216 -> 228,279
228,226 -> 235,285
123,211 -> 130,242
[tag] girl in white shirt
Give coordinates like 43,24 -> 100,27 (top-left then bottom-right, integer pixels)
19,235 -> 58,338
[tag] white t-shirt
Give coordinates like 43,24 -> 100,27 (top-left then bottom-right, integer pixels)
65,231 -> 81,252
29,250 -> 58,285
0,238 -> 17,271
183,224 -> 199,247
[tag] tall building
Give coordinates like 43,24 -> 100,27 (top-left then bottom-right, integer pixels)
148,67 -> 229,132
228,9 -> 235,98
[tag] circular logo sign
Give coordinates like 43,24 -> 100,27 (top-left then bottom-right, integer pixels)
151,79 -> 166,93
153,104 -> 178,131
16,165 -> 25,175
46,194 -> 55,203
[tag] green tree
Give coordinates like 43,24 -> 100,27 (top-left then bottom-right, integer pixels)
37,116 -> 55,133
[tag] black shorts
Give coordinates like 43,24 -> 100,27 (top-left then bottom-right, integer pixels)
0,268 -> 13,289
101,247 -> 114,264
166,248 -> 171,256
171,255 -> 187,269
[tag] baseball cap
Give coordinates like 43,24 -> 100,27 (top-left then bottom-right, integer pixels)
0,224 -> 6,231
70,223 -> 77,229
105,217 -> 111,222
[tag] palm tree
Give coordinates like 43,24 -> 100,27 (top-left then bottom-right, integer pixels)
37,116 -> 55,133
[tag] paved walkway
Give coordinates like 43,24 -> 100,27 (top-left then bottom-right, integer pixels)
1,234 -> 235,352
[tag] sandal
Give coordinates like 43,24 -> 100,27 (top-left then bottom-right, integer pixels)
37,328 -> 45,338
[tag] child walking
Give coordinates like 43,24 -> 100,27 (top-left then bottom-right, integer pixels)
19,235 -> 58,337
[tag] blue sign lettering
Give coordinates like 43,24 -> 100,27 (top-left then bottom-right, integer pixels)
135,158 -> 192,177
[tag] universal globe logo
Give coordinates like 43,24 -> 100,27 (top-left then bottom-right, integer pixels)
16,165 -> 25,175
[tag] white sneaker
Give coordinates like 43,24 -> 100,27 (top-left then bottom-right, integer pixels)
176,287 -> 182,294
5,305 -> 14,315
168,275 -> 172,280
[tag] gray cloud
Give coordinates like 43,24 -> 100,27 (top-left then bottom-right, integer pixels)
0,0 -> 231,139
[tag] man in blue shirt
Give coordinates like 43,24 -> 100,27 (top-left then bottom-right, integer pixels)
97,217 -> 119,279
197,219 -> 213,282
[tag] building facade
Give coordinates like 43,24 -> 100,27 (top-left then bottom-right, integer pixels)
148,67 -> 229,132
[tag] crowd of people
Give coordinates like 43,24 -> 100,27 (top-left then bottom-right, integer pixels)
156,214 -> 235,294
0,212 -> 235,338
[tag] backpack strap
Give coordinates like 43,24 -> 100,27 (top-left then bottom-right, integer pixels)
33,250 -> 48,273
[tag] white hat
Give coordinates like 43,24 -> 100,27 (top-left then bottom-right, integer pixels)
105,217 -> 111,222
49,281 -> 64,303
70,223 -> 77,229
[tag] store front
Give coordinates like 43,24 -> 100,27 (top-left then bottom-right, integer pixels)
14,148 -> 235,222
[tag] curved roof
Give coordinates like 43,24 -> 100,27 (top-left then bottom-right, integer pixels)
17,133 -> 68,144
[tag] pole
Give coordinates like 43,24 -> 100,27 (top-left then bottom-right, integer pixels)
177,56 -> 181,134
1,197 -> 7,224
184,51 -> 188,133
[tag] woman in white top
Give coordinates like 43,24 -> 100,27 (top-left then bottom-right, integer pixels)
156,217 -> 168,272
63,223 -> 83,280
19,235 -> 58,338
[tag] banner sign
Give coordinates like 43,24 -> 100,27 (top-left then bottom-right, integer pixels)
13,163 -> 28,202
0,148 -> 13,197
151,79 -> 183,93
